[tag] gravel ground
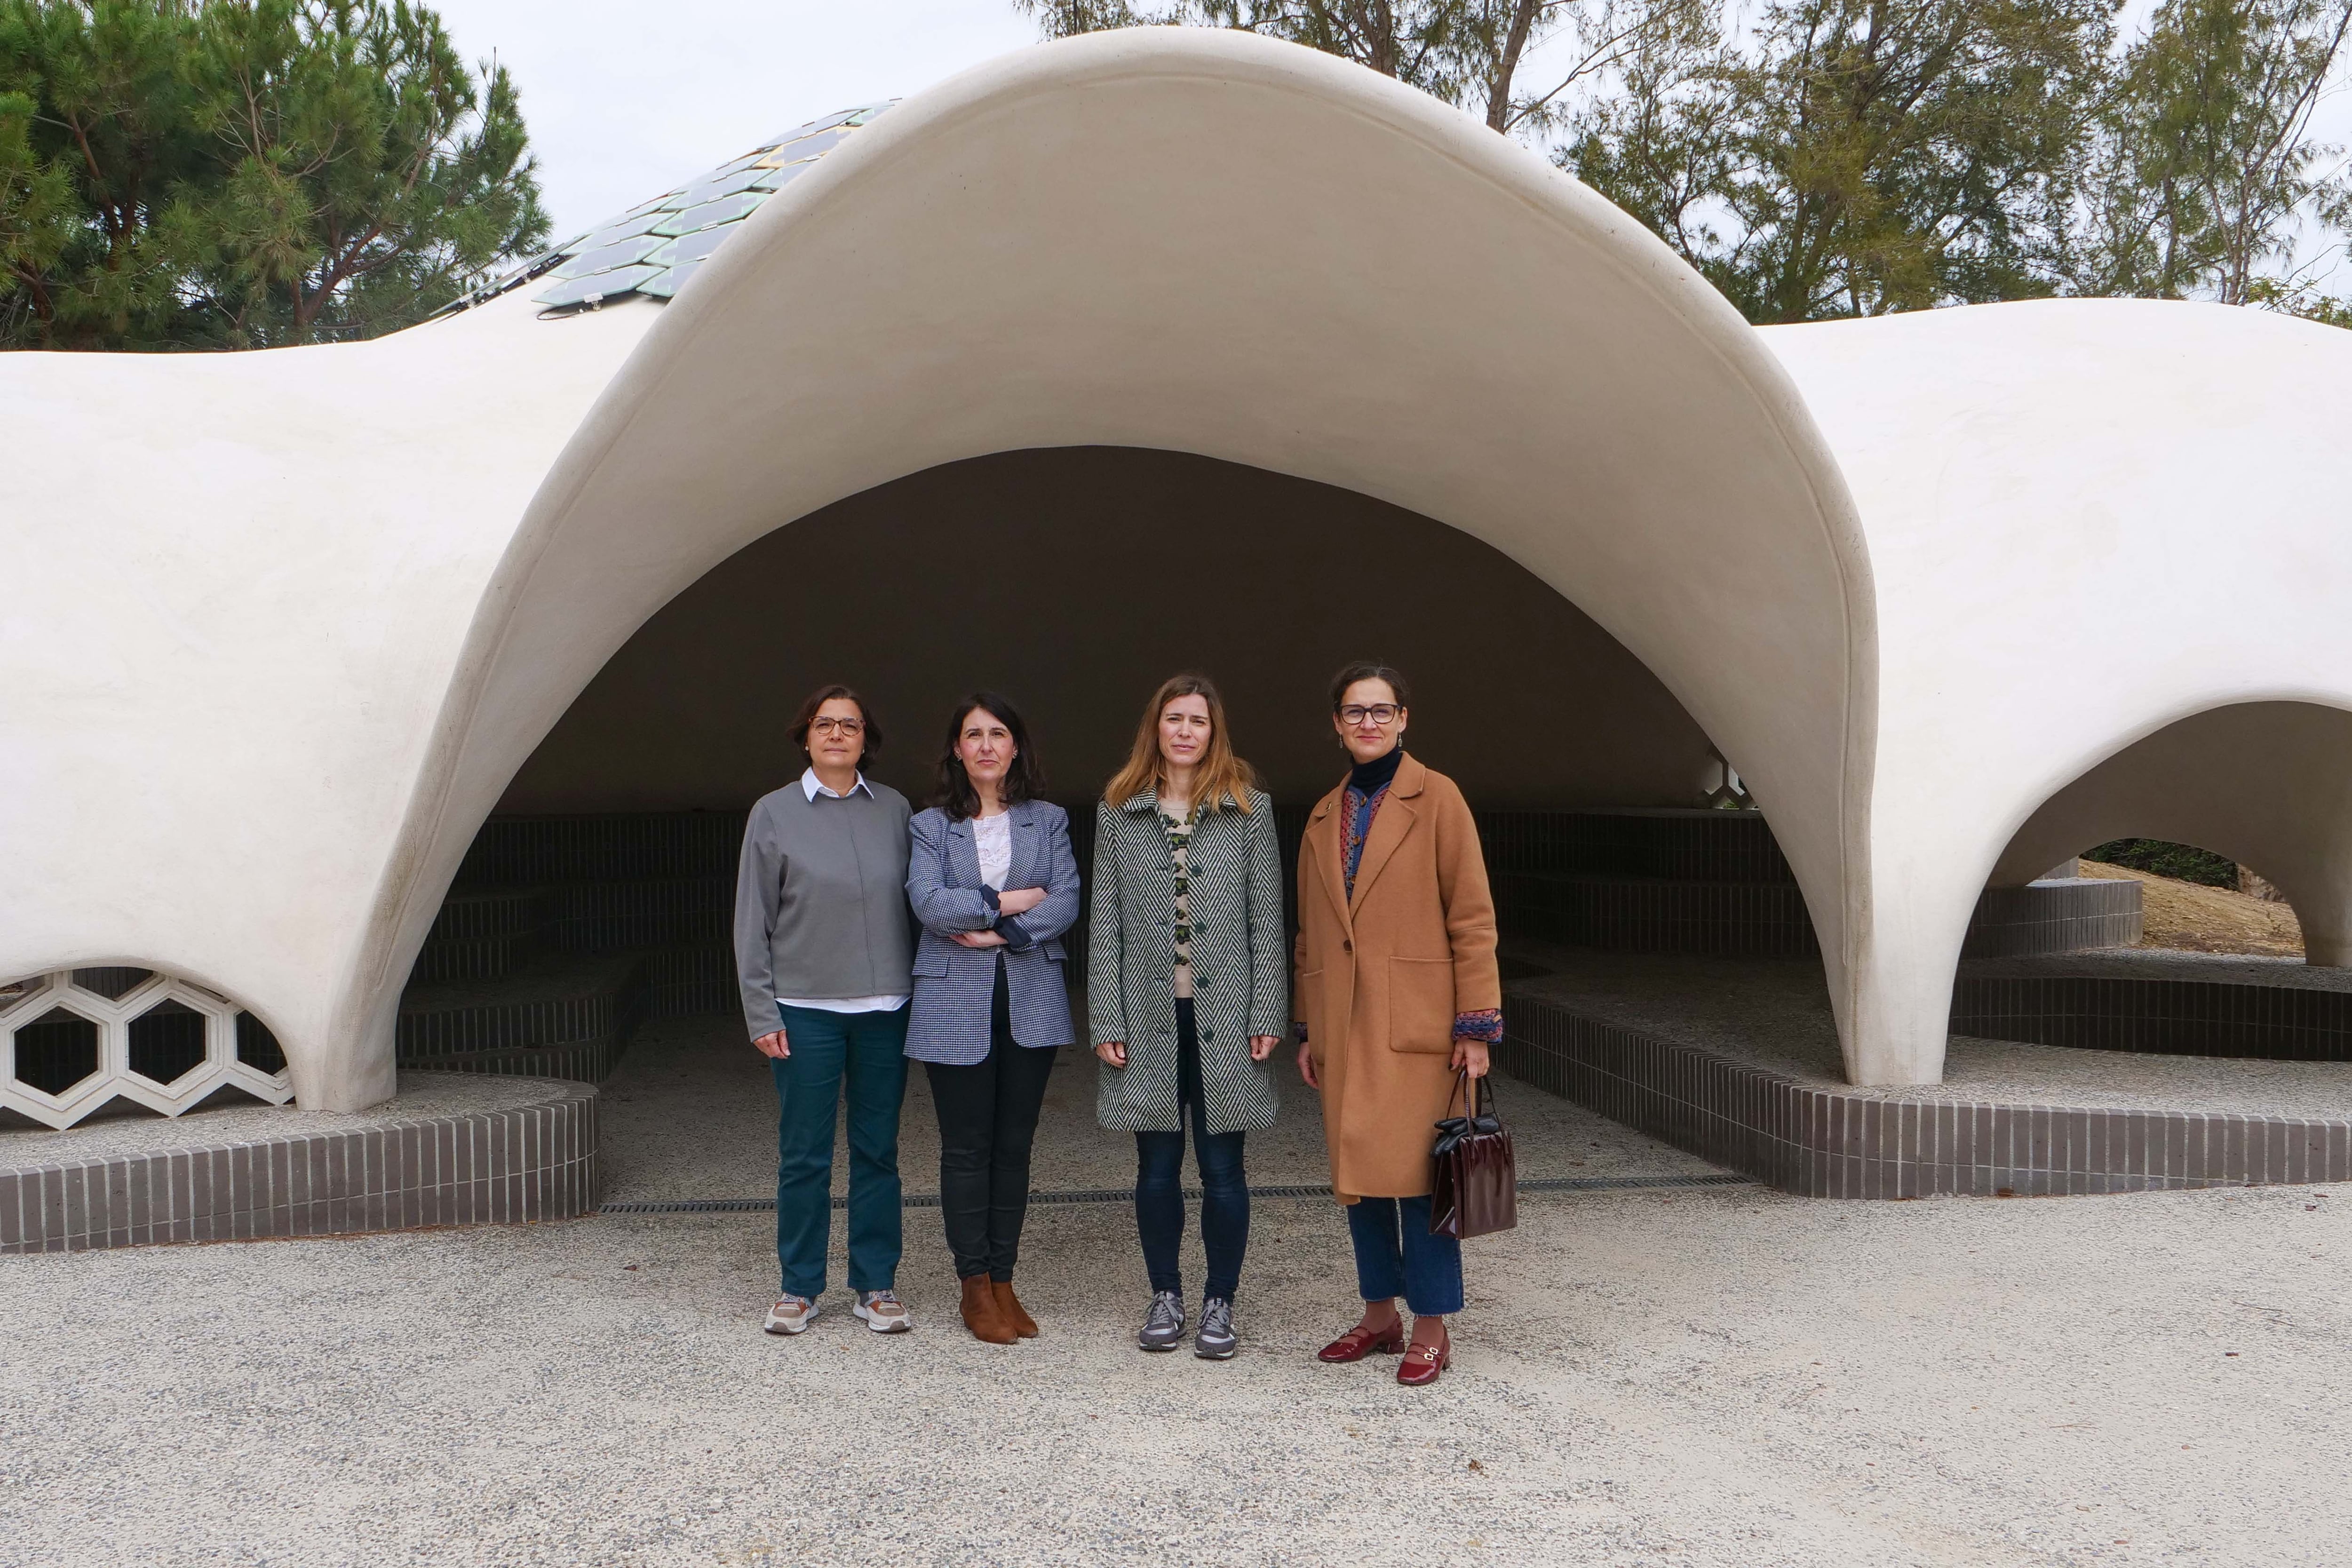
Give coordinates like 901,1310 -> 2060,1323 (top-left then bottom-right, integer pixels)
3,1176 -> 2346,1566
6,1002 -> 2352,1567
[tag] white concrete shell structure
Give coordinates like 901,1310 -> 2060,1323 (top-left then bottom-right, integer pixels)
4,28 -> 2350,1122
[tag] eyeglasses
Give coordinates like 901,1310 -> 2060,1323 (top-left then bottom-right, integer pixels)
810,717 -> 865,737
1338,704 -> 1402,726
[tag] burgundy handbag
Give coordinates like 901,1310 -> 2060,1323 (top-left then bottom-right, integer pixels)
1430,1068 -> 1517,1239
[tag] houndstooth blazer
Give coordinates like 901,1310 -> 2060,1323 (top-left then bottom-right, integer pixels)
903,799 -> 1081,1066
1089,787 -> 1288,1134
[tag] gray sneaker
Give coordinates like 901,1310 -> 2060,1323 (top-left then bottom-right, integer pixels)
1195,1296 -> 1237,1360
1138,1289 -> 1186,1352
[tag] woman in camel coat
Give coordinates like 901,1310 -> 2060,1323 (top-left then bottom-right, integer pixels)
1294,662 -> 1500,1387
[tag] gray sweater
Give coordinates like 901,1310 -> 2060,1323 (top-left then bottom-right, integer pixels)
732,780 -> 915,1040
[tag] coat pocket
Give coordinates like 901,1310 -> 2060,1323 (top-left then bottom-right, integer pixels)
1387,956 -> 1455,1054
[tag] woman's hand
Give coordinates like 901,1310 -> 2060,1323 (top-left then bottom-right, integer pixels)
1296,1039 -> 1319,1089
1451,1039 -> 1491,1079
997,886 -> 1047,915
1248,1034 -> 1279,1062
753,1028 -> 790,1059
952,929 -> 1009,948
1096,1040 -> 1128,1067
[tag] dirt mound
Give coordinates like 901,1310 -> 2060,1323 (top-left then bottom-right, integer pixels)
2079,860 -> 2304,958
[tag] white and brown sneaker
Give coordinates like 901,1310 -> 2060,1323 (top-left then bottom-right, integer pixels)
763,1294 -> 818,1335
853,1289 -> 912,1333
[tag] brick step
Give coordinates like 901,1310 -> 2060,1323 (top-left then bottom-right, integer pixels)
397,953 -> 648,1083
1960,877 -> 2141,959
1491,872 -> 1820,958
413,887 -> 554,982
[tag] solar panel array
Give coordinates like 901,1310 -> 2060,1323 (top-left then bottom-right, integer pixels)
431,104 -> 892,321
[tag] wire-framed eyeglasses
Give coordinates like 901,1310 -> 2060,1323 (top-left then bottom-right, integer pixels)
810,716 -> 866,737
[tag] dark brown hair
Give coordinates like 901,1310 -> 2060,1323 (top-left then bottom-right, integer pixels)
1103,673 -> 1259,813
931,692 -> 1044,821
790,684 -> 880,760
1329,661 -> 1411,711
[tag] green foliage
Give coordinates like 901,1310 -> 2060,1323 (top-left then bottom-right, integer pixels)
2060,0 -> 2352,306
1022,0 -> 2352,325
1017,0 -> 1708,135
2086,837 -> 2239,887
0,0 -> 548,349
1566,0 -> 2114,321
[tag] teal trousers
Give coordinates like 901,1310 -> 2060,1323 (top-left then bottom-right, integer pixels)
771,1004 -> 908,1299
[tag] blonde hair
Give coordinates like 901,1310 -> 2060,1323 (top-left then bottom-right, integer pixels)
1103,673 -> 1259,814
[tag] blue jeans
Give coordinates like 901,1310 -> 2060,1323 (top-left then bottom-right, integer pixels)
1346,1194 -> 1464,1317
771,1004 -> 908,1300
1134,997 -> 1249,1301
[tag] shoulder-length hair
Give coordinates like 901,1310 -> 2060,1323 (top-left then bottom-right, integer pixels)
931,692 -> 1045,821
791,683 -> 881,760
1102,673 -> 1259,814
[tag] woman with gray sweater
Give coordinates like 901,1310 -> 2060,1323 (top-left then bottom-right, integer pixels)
903,693 -> 1080,1344
1091,673 -> 1287,1360
733,684 -> 916,1338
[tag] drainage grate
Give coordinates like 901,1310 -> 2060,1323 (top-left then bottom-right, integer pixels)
597,1171 -> 1748,1215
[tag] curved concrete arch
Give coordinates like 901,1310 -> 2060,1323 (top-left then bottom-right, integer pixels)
347,27 -> 1878,1106
1768,300 -> 2352,1077
1988,700 -> 2352,964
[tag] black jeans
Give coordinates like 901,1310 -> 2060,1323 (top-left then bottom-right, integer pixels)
1134,997 -> 1249,1302
924,958 -> 1057,1282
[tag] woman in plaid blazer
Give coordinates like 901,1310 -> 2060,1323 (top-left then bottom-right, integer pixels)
1089,674 -> 1288,1361
905,693 -> 1080,1345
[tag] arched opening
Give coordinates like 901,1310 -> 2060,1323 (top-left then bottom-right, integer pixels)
393,451 -> 1841,1162
294,27 -> 1881,1113
1954,700 -> 2352,1066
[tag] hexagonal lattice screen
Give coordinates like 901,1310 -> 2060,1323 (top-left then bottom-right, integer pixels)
128,998 -> 208,1085
15,1008 -> 99,1096
1,971 -> 293,1130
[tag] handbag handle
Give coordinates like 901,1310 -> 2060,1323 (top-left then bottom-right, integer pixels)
1445,1065 -> 1502,1122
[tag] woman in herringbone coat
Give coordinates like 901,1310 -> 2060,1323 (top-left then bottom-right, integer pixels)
1090,673 -> 1287,1361
905,693 -> 1081,1345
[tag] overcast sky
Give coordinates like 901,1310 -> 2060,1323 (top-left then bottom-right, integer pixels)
429,1 -> 1040,238
437,0 -> 2349,286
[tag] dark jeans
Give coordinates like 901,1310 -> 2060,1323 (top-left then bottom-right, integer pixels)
1134,997 -> 1249,1302
923,959 -> 1057,1282
772,1003 -> 909,1300
1346,1193 -> 1465,1317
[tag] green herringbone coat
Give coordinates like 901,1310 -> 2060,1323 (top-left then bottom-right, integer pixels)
1088,788 -> 1289,1134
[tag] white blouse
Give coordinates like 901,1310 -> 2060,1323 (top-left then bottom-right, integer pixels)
973,811 -> 1013,891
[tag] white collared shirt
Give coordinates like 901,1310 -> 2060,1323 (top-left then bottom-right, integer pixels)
778,766 -> 908,1016
800,766 -> 874,802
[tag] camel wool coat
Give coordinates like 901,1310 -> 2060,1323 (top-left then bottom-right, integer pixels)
1294,752 -> 1501,1202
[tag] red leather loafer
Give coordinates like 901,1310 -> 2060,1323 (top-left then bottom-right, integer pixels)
1396,1335 -> 1451,1387
1317,1322 -> 1408,1363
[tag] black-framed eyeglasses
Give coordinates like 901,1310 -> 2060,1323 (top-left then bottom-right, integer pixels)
1338,704 -> 1402,726
810,716 -> 865,737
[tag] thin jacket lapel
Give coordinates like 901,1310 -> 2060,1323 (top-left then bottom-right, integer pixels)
1347,755 -> 1424,911
1005,800 -> 1041,888
946,816 -> 982,889
1308,787 -> 1352,932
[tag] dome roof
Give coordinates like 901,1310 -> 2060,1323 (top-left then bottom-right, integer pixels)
432,103 -> 892,321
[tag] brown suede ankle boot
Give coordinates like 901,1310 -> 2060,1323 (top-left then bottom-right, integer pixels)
960,1274 -> 1016,1344
992,1278 -> 1039,1338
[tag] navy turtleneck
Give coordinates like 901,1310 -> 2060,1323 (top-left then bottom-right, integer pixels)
1348,744 -> 1404,796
